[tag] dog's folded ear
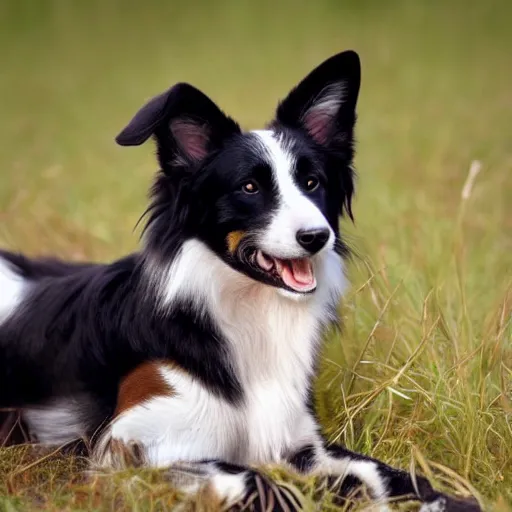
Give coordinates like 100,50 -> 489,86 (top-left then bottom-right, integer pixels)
116,83 -> 240,171
273,50 -> 360,149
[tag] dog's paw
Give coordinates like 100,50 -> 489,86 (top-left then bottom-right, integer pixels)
163,461 -> 302,511
420,493 -> 481,512
91,435 -> 146,470
234,469 -> 302,511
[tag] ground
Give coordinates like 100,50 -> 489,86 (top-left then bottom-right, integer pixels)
0,0 -> 510,510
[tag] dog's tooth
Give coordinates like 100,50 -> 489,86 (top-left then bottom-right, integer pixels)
256,250 -> 273,271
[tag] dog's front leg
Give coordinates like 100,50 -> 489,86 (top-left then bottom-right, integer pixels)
287,440 -> 481,511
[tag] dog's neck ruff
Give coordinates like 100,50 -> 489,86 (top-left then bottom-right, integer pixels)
146,238 -> 346,386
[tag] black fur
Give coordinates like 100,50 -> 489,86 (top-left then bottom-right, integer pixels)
288,444 -> 317,473
0,254 -> 242,416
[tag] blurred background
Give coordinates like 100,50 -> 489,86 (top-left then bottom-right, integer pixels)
0,0 -> 510,506
1,0 -> 509,261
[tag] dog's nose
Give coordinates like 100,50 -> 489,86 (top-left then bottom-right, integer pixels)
296,228 -> 330,254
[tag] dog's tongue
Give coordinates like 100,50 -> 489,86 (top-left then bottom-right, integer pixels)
280,258 -> 316,292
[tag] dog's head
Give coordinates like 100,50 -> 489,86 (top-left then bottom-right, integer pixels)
118,51 -> 360,297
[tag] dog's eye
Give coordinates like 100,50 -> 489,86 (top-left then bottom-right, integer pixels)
305,176 -> 320,192
242,181 -> 259,194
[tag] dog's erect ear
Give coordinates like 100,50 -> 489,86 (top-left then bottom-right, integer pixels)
274,51 -> 360,148
116,83 -> 240,169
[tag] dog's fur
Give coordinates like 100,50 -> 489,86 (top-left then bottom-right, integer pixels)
0,51 -> 479,511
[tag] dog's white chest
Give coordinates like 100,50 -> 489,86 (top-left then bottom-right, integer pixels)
243,378 -> 305,463
105,241 -> 346,467
209,286 -> 320,463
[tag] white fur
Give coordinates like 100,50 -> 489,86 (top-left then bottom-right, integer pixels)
23,395 -> 92,444
101,237 -> 345,467
209,472 -> 248,505
109,368 -> 241,465
106,363 -> 316,467
419,498 -> 447,512
252,130 -> 334,259
318,455 -> 388,499
0,258 -> 28,325
316,452 -> 390,511
161,461 -> 248,508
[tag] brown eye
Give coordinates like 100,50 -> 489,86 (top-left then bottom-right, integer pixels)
305,176 -> 319,192
242,181 -> 259,194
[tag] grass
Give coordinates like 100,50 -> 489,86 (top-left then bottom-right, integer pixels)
0,0 -> 511,510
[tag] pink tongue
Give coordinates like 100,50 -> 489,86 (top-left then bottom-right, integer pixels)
281,258 -> 316,291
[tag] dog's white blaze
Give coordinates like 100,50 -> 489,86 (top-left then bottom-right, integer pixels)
0,258 -> 28,325
106,239 -> 346,466
252,130 -> 333,258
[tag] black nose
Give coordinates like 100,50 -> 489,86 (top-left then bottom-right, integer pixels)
296,228 -> 330,254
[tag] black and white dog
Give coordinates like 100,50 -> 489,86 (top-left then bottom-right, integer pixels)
0,51 -> 479,510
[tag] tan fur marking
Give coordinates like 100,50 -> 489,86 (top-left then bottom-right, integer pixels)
226,230 -> 245,254
115,361 -> 174,415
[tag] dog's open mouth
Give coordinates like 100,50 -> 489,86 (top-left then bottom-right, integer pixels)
252,249 -> 316,293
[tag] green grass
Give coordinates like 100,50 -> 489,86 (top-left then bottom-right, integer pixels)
0,0 -> 511,510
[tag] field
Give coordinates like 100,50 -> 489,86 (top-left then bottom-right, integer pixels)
0,0 -> 511,510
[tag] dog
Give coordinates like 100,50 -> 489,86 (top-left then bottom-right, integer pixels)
0,51 -> 480,511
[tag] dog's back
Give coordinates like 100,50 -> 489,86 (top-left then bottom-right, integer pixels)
0,251 -> 138,406
0,249 -> 99,280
